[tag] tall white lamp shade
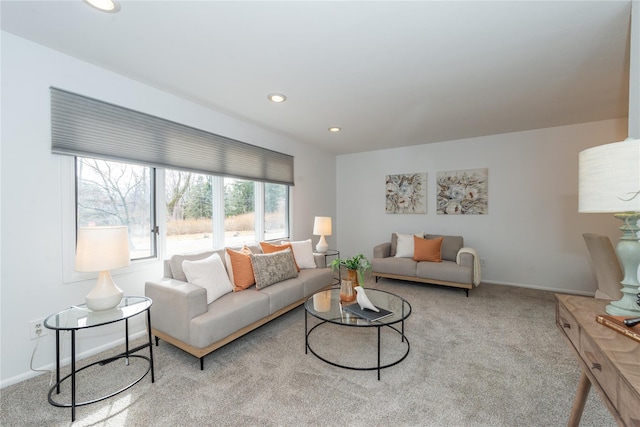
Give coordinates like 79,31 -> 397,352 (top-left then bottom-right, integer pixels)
75,226 -> 131,311
313,216 -> 332,253
579,139 -> 640,316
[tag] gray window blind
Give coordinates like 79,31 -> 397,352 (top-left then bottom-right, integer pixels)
50,87 -> 294,185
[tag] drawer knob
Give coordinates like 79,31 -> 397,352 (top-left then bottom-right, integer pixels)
584,351 -> 601,371
560,317 -> 571,329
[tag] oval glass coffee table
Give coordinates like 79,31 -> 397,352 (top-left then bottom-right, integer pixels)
304,288 -> 411,380
44,296 -> 154,422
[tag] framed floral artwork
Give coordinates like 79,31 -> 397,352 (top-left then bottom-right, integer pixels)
385,173 -> 427,214
436,168 -> 488,215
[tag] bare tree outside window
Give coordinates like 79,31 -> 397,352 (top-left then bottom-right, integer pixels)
77,158 -> 290,260
76,158 -> 155,260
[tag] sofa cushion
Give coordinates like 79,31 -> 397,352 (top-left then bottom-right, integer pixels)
425,234 -> 463,262
260,241 -> 300,271
250,249 -> 298,290
394,232 -> 424,258
169,251 -> 215,282
182,253 -> 234,304
299,268 -> 333,296
189,289 -> 270,348
371,256 -> 418,277
416,259 -> 472,285
413,236 -> 443,262
225,246 -> 256,291
258,276 -> 304,314
282,239 -> 316,269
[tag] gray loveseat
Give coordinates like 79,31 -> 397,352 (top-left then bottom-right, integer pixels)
145,244 -> 333,369
372,233 -> 480,296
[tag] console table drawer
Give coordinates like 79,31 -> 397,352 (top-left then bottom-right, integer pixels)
580,329 -> 617,405
556,294 -> 640,426
557,302 -> 580,349
618,378 -> 640,426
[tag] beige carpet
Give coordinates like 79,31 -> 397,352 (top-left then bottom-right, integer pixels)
1,280 -> 615,426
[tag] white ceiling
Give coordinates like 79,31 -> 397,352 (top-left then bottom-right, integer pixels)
0,0 -> 632,155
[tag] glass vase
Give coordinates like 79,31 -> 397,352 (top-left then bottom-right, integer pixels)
339,279 -> 355,303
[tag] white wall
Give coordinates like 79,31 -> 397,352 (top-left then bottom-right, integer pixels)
0,32 -> 336,386
336,119 -> 627,294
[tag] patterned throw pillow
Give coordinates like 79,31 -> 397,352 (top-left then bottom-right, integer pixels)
250,249 -> 298,290
259,241 -> 300,271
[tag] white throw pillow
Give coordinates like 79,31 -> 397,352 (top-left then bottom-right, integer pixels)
395,233 -> 423,258
182,253 -> 233,304
282,239 -> 316,269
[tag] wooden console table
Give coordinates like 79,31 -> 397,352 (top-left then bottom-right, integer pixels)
556,294 -> 640,426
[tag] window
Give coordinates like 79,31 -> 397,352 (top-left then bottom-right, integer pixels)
265,183 -> 289,241
224,178 -> 256,247
76,157 -> 156,260
56,89 -> 294,272
165,170 -> 214,256
76,158 -> 291,260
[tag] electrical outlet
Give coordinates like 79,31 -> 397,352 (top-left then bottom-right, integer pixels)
28,318 -> 47,340
480,258 -> 487,267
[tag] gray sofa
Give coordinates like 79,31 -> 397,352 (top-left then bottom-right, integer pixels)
145,244 -> 333,369
372,233 -> 480,296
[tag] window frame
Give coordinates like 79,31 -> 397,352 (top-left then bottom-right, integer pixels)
75,157 -> 158,262
62,156 -> 160,284
63,157 -> 291,283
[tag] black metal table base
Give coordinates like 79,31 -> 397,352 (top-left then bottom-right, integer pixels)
305,312 -> 410,380
49,309 -> 154,421
48,354 -> 152,408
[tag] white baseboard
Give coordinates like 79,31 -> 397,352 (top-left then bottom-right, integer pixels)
482,279 -> 596,297
1,330 -> 148,389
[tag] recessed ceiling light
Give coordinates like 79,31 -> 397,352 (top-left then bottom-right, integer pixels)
267,93 -> 287,103
328,127 -> 341,132
84,0 -> 120,13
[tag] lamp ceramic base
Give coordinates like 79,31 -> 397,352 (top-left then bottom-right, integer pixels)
86,270 -> 124,311
606,214 -> 640,316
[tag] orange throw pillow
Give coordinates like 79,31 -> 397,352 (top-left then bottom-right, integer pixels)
259,241 -> 300,271
413,236 -> 443,262
225,246 -> 256,291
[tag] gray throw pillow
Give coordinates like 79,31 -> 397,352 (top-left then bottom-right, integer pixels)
170,251 -> 215,281
250,249 -> 298,290
390,233 -> 398,257
425,234 -> 463,261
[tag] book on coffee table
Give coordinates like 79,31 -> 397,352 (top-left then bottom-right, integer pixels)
342,303 -> 393,322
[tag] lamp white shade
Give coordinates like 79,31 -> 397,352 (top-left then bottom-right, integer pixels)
313,216 -> 332,253
578,139 -> 640,213
313,216 -> 332,236
76,226 -> 131,311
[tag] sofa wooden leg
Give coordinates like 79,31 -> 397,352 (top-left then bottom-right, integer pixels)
200,357 -> 204,370
464,289 -> 469,297
375,276 -> 379,283
155,336 -> 160,346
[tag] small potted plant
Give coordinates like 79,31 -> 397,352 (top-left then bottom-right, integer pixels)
330,253 -> 372,288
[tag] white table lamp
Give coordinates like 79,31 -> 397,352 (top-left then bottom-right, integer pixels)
75,226 -> 131,311
313,216 -> 332,253
579,138 -> 640,316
